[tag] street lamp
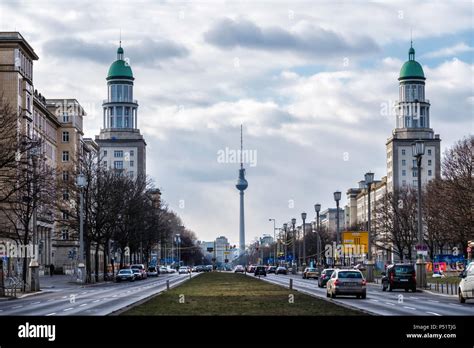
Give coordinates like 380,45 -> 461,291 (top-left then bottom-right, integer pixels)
301,212 -> 307,268
333,191 -> 341,267
283,223 -> 288,266
291,218 -> 296,274
412,140 -> 426,288
29,147 -> 40,291
76,173 -> 87,284
364,171 -> 375,282
269,219 -> 277,266
175,234 -> 181,267
314,203 -> 321,265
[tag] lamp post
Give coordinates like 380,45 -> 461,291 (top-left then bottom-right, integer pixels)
283,223 -> 288,266
314,203 -> 321,266
76,173 -> 87,284
29,147 -> 40,292
269,218 -> 276,266
413,140 -> 426,288
291,218 -> 296,274
365,172 -> 375,282
333,191 -> 341,267
176,234 -> 181,267
301,212 -> 307,268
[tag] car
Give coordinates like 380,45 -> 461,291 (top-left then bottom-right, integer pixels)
326,269 -> 367,299
275,266 -> 288,275
159,266 -> 168,274
132,268 -> 143,280
204,265 -> 212,272
318,269 -> 335,288
195,265 -> 206,272
381,263 -> 416,292
266,266 -> 277,274
247,265 -> 256,273
234,265 -> 245,273
179,266 -> 190,274
166,266 -> 177,273
254,266 -> 267,276
147,266 -> 159,277
116,269 -> 135,282
130,264 -> 148,279
458,262 -> 474,303
302,267 -> 319,279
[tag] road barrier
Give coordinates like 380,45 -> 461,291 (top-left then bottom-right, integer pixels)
289,279 -> 293,290
432,281 -> 458,295
166,279 -> 170,290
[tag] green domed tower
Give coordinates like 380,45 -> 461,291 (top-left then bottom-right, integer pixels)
96,43 -> 147,180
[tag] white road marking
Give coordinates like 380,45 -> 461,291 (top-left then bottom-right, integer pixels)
62,296 -> 67,299
46,312 -> 56,316
79,303 -> 87,307
410,297 -> 419,300
426,311 -> 441,316
112,295 -> 118,298
385,302 -> 395,306
80,291 -> 88,295
31,302 -> 41,305
12,305 -> 22,309
47,299 -> 54,302
428,300 -> 439,303
403,306 -> 416,310
63,307 -> 74,312
92,299 -> 100,303
370,299 -> 379,302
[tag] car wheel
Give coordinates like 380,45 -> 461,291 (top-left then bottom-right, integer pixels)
459,291 -> 466,304
356,295 -> 361,299
361,293 -> 366,299
411,287 -> 416,292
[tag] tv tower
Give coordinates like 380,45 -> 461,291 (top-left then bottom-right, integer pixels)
235,125 -> 248,257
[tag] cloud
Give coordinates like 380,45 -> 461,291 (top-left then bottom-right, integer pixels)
204,18 -> 380,58
43,37 -> 189,65
422,42 -> 474,58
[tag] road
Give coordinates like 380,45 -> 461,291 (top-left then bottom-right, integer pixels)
250,272 -> 474,316
0,273 -> 198,316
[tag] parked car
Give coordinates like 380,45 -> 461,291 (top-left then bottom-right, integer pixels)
275,266 -> 288,275
159,266 -> 168,274
247,265 -> 256,273
167,266 -> 177,274
302,267 -> 319,279
130,264 -> 148,279
116,269 -> 135,282
318,269 -> 335,288
266,266 -> 277,274
458,262 -> 474,303
132,269 -> 143,280
147,266 -> 159,277
179,266 -> 190,274
254,266 -> 267,276
234,265 -> 245,273
205,265 -> 213,272
381,263 -> 416,292
326,269 -> 366,299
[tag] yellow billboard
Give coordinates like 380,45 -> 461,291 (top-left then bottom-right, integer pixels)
342,231 -> 368,257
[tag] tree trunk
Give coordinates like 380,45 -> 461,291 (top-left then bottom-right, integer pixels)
103,242 -> 108,281
94,243 -> 100,282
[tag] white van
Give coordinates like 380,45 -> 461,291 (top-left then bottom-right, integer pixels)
459,262 -> 474,303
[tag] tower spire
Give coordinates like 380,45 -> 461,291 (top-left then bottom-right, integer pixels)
119,28 -> 122,47
240,124 -> 243,169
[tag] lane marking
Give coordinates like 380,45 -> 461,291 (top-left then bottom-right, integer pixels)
385,302 -> 395,306
403,306 -> 416,310
426,311 -> 441,316
80,291 -> 88,295
79,303 -> 87,307
92,300 -> 100,303
47,299 -> 55,302
12,305 -> 22,309
46,312 -> 56,316
62,296 -> 67,299
63,307 -> 74,312
31,302 -> 41,305
427,300 -> 439,303
370,299 -> 379,302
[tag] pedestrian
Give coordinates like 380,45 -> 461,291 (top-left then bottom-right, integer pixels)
49,264 -> 54,277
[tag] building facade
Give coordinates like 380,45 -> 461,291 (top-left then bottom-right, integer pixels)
386,44 -> 441,191
95,45 -> 146,179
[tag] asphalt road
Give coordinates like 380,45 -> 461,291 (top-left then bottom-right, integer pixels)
0,273 -> 198,316
249,272 -> 474,316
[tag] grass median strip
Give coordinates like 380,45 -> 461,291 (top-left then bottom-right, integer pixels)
122,272 -> 365,316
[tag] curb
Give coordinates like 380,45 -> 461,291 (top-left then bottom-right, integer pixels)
420,289 -> 457,298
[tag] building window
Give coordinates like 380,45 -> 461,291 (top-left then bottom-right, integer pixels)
63,190 -> 69,200
61,229 -> 69,240
402,180 -> 406,186
62,151 -> 69,162
103,150 -> 107,156
428,170 -> 432,176
114,161 -> 123,169
428,160 -> 432,166
402,170 -> 406,176
62,211 -> 69,220
412,170 -> 417,177
62,112 -> 69,123
62,171 -> 69,181
128,171 -> 134,178
402,159 -> 406,166
130,160 -> 134,167
62,131 -> 69,142
130,150 -> 134,156
103,160 -> 107,167
401,149 -> 406,155
413,159 -> 417,167
114,150 -> 123,158
427,149 -> 432,155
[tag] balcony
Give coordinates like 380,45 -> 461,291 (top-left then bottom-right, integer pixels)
102,99 -> 138,105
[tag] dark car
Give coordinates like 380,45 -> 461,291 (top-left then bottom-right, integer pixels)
205,265 -> 213,272
275,266 -> 288,275
381,264 -> 416,292
267,266 -> 277,274
116,269 -> 135,282
254,266 -> 267,276
147,266 -> 159,277
318,269 -> 335,288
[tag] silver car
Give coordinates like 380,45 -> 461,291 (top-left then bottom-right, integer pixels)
326,269 -> 367,299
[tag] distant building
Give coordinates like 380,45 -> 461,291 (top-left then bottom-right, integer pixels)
320,208 -> 345,237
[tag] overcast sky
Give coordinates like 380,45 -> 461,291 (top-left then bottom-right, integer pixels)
2,0 -> 472,246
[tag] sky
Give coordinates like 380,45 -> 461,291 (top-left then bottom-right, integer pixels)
1,0 -> 472,246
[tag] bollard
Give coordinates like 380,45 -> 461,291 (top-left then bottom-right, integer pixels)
289,278 -> 293,290
446,281 -> 449,294
189,272 -> 191,280
441,283 -> 444,293
450,283 -> 453,295
166,279 -> 170,290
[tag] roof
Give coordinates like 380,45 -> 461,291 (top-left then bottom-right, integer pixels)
107,59 -> 133,80
399,45 -> 425,80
